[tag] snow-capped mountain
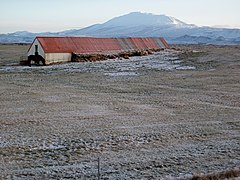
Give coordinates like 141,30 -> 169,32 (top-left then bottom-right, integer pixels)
1,12 -> 240,44
101,12 -> 192,27
61,12 -> 196,37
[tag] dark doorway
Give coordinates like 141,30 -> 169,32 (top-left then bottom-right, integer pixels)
35,45 -> 38,55
28,55 -> 45,67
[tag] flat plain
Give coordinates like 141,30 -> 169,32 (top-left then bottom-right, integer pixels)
0,44 -> 240,179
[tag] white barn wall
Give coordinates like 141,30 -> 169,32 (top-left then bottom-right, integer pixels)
45,53 -> 72,65
27,39 -> 45,58
28,39 -> 72,65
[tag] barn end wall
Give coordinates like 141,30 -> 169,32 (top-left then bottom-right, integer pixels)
27,39 -> 45,58
45,53 -> 72,65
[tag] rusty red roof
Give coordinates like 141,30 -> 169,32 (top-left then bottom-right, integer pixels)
31,37 -> 169,54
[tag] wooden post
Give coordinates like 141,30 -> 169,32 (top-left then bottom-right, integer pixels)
98,157 -> 100,180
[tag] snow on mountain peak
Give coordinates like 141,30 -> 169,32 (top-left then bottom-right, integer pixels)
169,17 -> 182,25
103,12 -> 188,27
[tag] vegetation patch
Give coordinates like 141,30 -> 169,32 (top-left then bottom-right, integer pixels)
72,49 -> 161,62
186,168 -> 240,180
177,50 -> 219,70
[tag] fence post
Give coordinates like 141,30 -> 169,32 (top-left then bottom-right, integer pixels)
98,157 -> 100,180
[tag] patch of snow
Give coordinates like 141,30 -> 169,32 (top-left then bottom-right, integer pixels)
47,144 -> 65,150
169,17 -> 182,25
173,60 -> 182,64
32,144 -> 66,150
176,66 -> 196,70
104,71 -> 138,77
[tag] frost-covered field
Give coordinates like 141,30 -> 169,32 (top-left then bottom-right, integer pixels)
0,44 -> 240,179
0,50 -> 196,74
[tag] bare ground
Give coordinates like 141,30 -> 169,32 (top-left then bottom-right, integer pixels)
0,44 -> 240,179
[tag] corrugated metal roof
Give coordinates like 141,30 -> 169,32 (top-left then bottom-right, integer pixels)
33,37 -> 169,54
160,38 -> 170,49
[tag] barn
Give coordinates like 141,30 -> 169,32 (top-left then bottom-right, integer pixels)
27,37 -> 170,65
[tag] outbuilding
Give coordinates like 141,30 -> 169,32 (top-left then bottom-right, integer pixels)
27,37 -> 170,65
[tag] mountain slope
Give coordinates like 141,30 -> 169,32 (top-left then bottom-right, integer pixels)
101,12 -> 189,27
62,12 -> 196,37
1,12 -> 240,44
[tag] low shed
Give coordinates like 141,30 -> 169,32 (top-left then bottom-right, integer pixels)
27,37 -> 170,65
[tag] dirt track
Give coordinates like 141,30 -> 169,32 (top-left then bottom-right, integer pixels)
0,44 -> 240,179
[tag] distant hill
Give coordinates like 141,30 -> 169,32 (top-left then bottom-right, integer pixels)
1,12 -> 240,44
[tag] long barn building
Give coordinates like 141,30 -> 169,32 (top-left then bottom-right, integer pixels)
27,37 -> 170,65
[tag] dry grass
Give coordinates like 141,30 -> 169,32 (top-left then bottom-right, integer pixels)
187,168 -> 240,180
0,44 -> 240,179
0,43 -> 29,66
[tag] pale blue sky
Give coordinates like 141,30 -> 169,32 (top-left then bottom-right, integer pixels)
1,0 -> 240,33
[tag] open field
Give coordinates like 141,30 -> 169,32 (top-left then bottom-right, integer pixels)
0,44 -> 240,179
0,43 -> 29,66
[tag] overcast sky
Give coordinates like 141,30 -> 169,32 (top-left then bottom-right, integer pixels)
1,0 -> 240,33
